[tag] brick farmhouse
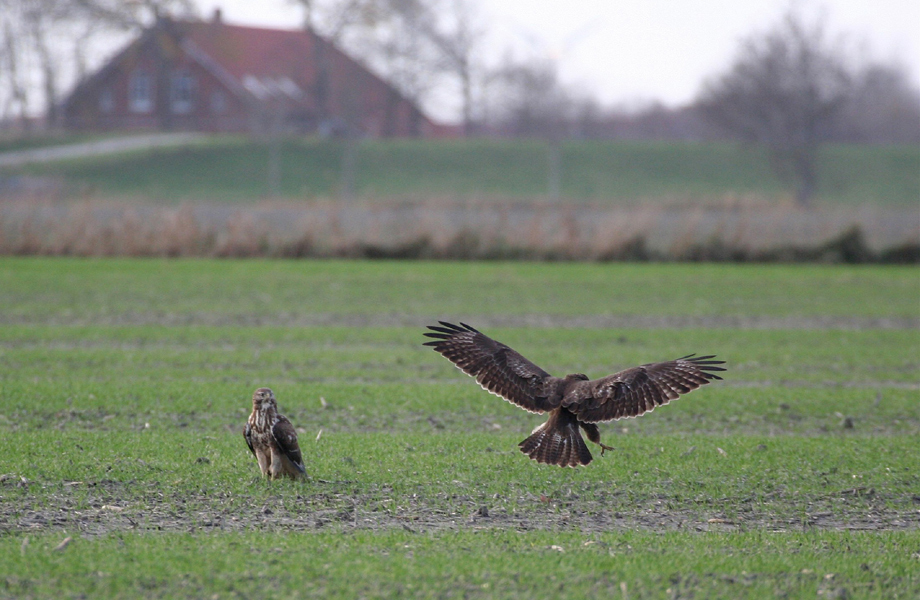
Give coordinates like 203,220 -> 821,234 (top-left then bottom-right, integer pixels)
62,10 -> 439,137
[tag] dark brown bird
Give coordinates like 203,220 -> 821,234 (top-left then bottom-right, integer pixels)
424,322 -> 725,467
244,388 -> 307,480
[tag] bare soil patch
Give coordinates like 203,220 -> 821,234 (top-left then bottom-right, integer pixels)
4,477 -> 918,538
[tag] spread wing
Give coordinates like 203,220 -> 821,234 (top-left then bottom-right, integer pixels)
566,355 -> 725,423
243,420 -> 255,456
272,416 -> 306,475
424,321 -> 560,414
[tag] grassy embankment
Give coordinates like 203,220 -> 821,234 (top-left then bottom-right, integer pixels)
3,136 -> 917,205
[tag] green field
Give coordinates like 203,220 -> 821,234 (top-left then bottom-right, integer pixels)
4,136 -> 918,204
1,259 -> 918,598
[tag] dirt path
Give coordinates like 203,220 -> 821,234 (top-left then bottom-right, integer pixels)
0,133 -> 206,167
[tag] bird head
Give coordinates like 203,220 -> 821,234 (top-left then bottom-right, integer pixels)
565,373 -> 590,382
252,387 -> 277,411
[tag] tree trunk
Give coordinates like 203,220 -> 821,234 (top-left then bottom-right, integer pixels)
546,137 -> 562,200
792,147 -> 817,207
27,13 -> 58,129
460,62 -> 472,137
266,117 -> 283,197
340,129 -> 357,201
2,22 -> 30,131
152,20 -> 173,131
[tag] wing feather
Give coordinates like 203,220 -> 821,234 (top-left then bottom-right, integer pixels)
568,354 -> 725,423
271,416 -> 306,475
243,420 -> 256,456
424,321 -> 560,413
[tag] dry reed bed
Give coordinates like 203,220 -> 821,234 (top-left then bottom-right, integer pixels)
0,196 -> 917,262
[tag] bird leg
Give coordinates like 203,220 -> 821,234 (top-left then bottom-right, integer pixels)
256,448 -> 271,478
579,422 -> 615,456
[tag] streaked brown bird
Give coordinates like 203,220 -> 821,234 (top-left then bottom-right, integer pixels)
424,322 -> 725,467
244,388 -> 307,480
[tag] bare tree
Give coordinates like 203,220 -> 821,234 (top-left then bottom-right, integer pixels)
408,0 -> 484,135
290,0 -> 372,200
0,0 -> 193,132
292,0 -> 486,133
0,5 -> 31,128
487,58 -> 577,198
298,0 -> 442,107
488,58 -> 565,136
0,0 -> 73,129
697,9 -> 852,205
73,0 -> 195,29
291,0 -> 483,199
834,63 -> 920,143
23,2 -> 67,127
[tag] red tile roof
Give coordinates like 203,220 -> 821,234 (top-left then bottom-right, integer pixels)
181,21 -> 318,83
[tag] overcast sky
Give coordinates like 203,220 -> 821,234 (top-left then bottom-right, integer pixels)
197,0 -> 920,121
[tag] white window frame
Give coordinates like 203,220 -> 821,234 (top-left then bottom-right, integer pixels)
170,71 -> 195,114
128,71 -> 154,113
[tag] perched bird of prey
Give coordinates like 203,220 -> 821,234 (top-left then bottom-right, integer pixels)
424,322 -> 725,467
244,388 -> 307,480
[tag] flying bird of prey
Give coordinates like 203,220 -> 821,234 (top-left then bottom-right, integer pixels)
244,388 -> 307,480
424,322 -> 725,467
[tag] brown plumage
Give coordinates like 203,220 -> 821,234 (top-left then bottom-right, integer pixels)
244,388 -> 307,480
424,321 -> 726,467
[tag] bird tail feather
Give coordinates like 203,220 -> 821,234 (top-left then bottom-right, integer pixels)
518,408 -> 592,467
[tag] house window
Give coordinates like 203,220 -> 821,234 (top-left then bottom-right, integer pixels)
128,71 -> 153,113
98,88 -> 114,113
170,71 -> 195,114
210,90 -> 226,114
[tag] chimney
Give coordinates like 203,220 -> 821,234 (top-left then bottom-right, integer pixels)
212,7 -> 223,24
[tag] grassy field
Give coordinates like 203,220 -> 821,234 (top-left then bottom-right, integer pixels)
3,136 -> 918,204
0,258 -> 918,598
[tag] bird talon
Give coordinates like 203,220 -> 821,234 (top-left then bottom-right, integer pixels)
600,444 -> 614,456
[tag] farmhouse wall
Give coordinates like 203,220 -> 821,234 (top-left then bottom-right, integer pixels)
62,15 -> 436,138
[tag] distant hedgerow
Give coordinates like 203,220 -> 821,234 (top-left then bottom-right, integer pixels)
0,197 -> 915,263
